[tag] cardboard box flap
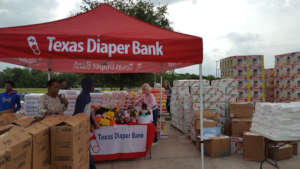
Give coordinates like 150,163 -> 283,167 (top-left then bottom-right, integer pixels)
0,126 -> 31,148
194,109 -> 219,120
40,116 -> 65,127
0,113 -> 17,127
25,122 -> 48,135
13,117 -> 35,127
0,109 -> 13,115
0,125 -> 14,134
63,114 -> 89,127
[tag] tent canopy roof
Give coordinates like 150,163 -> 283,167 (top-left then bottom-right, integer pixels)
0,4 -> 203,73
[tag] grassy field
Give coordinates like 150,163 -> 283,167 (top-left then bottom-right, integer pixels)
0,88 -> 120,93
0,88 -> 48,93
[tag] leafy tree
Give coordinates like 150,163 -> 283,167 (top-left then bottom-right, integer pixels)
75,0 -> 173,89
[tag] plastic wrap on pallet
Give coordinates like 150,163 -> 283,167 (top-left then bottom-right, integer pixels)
24,93 -> 43,116
251,102 -> 300,141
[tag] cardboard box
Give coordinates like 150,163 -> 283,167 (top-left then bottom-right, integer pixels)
0,142 -> 10,169
231,118 -> 252,137
40,115 -> 69,128
268,144 -> 293,161
229,103 -> 254,118
243,132 -> 265,161
205,135 -> 231,157
0,109 -> 13,115
290,142 -> 298,155
0,126 -> 32,169
194,109 -> 219,121
51,114 -> 90,169
0,113 -> 17,127
194,118 -> 217,130
25,122 -> 50,169
13,117 -> 35,128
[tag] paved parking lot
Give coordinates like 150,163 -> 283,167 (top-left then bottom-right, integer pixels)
96,123 -> 300,169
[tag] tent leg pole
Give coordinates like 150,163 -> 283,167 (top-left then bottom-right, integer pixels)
159,74 -> 163,139
199,64 -> 204,169
48,71 -> 51,81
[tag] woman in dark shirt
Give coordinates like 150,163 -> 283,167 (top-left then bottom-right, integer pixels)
163,80 -> 172,114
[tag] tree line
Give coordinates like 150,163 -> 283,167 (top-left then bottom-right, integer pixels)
0,68 -> 218,89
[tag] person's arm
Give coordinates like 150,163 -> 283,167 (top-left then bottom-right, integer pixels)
59,95 -> 68,112
150,94 -> 158,110
38,95 -> 49,118
14,94 -> 21,112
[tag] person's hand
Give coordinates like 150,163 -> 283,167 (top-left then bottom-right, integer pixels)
59,95 -> 68,105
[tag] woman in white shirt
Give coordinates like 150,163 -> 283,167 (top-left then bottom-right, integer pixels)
38,79 -> 68,118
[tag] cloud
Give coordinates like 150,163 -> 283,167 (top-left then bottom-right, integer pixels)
225,32 -> 265,56
0,0 -> 59,27
151,0 -> 190,5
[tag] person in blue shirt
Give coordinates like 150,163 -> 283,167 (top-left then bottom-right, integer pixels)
0,81 -> 21,112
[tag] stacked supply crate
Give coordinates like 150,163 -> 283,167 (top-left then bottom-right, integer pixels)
151,88 -> 167,113
24,93 -> 43,116
171,80 -> 193,133
220,55 -> 265,102
211,78 -> 239,124
274,52 -> 300,102
265,69 -> 275,102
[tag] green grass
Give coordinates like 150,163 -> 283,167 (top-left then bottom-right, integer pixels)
0,88 -> 47,93
0,88 -> 120,93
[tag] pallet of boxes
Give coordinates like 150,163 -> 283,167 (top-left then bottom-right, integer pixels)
190,79 -> 239,158
0,113 -> 90,169
265,68 -> 275,102
220,55 -> 266,102
250,102 -> 299,162
228,103 -> 266,161
274,52 -> 300,102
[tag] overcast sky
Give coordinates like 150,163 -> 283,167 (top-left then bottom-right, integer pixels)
0,0 -> 299,75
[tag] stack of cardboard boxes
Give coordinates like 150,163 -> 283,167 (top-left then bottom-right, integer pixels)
190,79 -> 239,143
171,80 -> 210,133
274,52 -> 300,102
265,68 -> 275,102
229,103 -> 254,156
0,114 -> 90,169
220,55 -> 266,102
229,103 -> 254,137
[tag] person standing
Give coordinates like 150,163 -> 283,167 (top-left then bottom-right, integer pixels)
74,78 -> 97,169
163,80 -> 172,114
141,83 -> 159,143
38,79 -> 68,118
0,81 -> 21,113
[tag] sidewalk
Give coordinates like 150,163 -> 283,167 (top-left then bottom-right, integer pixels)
96,123 -> 300,169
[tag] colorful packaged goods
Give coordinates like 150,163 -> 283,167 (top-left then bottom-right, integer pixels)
274,52 -> 300,102
220,55 -> 265,102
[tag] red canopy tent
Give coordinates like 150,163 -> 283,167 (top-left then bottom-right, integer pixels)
0,4 -> 202,73
0,3 -> 205,168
